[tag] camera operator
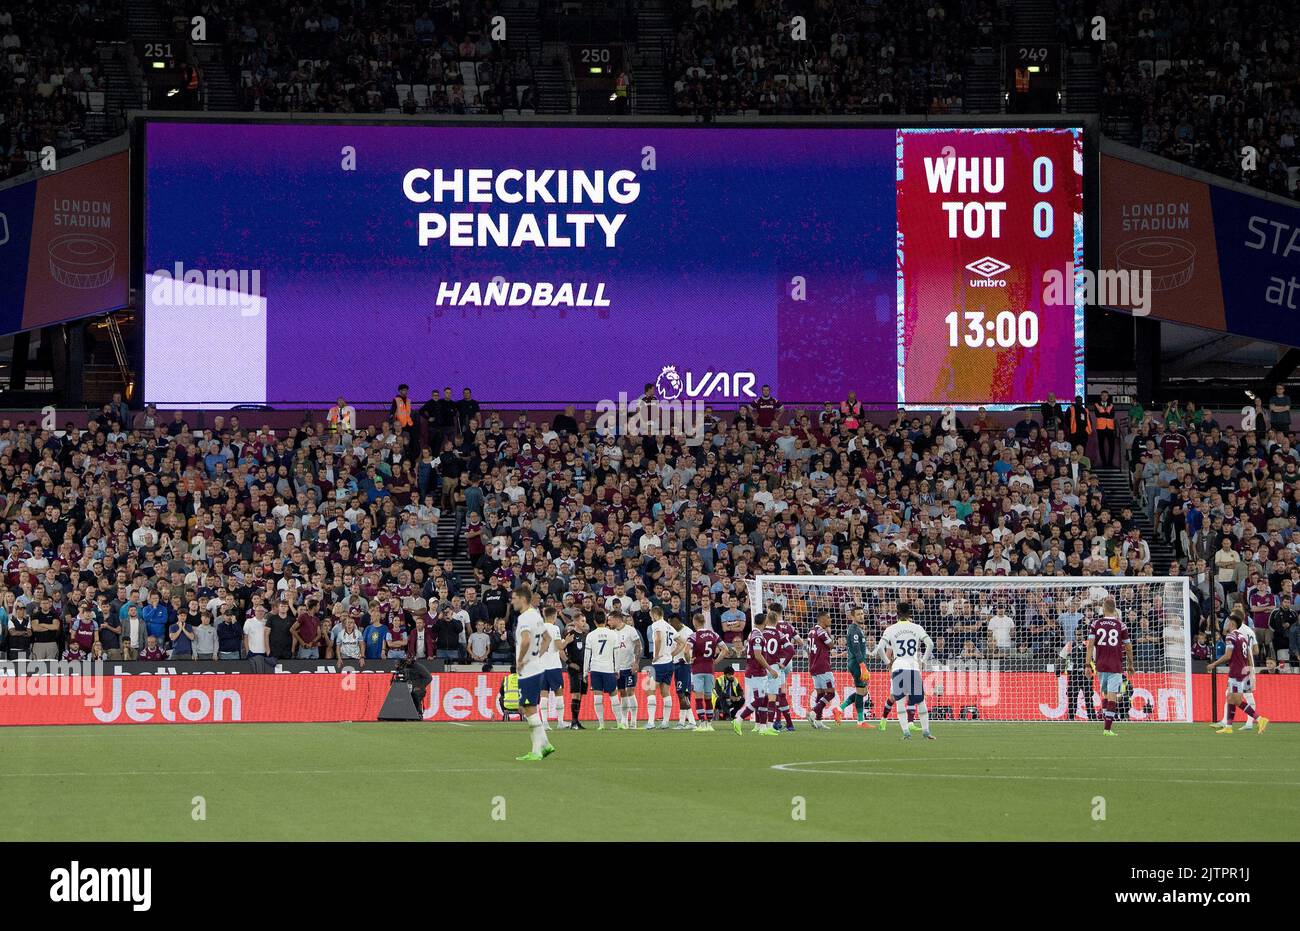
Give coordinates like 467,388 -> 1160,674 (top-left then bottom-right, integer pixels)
394,656 -> 433,716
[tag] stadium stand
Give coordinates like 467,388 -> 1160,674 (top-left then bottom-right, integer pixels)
1087,0 -> 1300,198
203,0 -> 539,114
3,1 -> 1295,194
0,0 -> 123,181
3,392 -> 1289,672
667,0 -> 987,117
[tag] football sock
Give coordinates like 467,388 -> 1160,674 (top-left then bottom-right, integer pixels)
779,698 -> 793,728
917,701 -> 931,735
527,712 -> 547,754
647,696 -> 657,725
594,694 -> 605,724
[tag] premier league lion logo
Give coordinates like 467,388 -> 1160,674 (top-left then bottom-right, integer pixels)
655,365 -> 683,400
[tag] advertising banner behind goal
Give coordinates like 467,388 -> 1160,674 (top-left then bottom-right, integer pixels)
0,671 -> 1294,724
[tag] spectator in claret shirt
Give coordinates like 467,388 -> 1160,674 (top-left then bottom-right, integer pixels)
139,636 -> 166,660
291,600 -> 321,659
753,384 -> 782,435
68,603 -> 98,653
386,615 -> 409,658
408,609 -> 435,660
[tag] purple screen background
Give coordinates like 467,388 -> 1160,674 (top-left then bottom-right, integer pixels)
144,122 -> 898,407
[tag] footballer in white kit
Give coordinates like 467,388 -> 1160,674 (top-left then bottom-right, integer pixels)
540,606 -> 566,728
609,612 -> 641,729
646,606 -> 678,729
512,585 -> 555,761
583,614 -> 619,729
874,601 -> 935,739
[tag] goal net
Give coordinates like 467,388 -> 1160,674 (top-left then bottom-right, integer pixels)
746,575 -> 1192,723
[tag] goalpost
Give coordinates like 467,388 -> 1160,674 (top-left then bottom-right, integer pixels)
746,575 -> 1193,723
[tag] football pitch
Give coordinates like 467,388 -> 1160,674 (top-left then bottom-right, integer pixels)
2,721 -> 1297,841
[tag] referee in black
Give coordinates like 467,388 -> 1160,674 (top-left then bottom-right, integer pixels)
562,612 -> 589,729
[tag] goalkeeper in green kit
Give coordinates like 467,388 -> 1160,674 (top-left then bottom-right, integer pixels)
839,606 -> 874,726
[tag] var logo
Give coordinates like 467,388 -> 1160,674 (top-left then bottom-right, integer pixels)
49,861 -> 152,911
655,364 -> 757,401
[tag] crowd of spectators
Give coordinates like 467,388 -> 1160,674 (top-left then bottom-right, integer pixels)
3,380 -> 1293,680
669,0 -> 997,117
0,0 -> 120,181
1128,386 -> 1300,668
197,0 -> 537,114
1082,0 -> 1300,199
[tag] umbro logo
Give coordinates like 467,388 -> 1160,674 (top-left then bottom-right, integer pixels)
965,256 -> 1010,288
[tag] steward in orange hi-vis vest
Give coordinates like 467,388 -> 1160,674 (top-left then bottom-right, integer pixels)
392,384 -> 413,428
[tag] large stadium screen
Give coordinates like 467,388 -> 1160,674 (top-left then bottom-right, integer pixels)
142,121 -> 1083,409
0,149 -> 130,335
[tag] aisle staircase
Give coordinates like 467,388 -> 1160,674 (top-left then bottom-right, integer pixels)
1094,468 -> 1178,570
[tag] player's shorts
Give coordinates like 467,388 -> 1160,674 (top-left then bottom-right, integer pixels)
652,662 -> 674,685
747,673 -> 768,697
589,671 -> 617,693
1227,676 -> 1254,695
768,665 -> 787,690
567,669 -> 588,693
692,672 -> 716,695
518,672 -> 544,708
616,668 -> 636,690
812,671 -> 835,690
850,669 -> 869,689
543,667 -> 564,691
1097,671 -> 1124,695
889,668 -> 925,703
674,662 -> 692,692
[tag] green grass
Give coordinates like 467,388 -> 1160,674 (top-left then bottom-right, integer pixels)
1,720 -> 1296,841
